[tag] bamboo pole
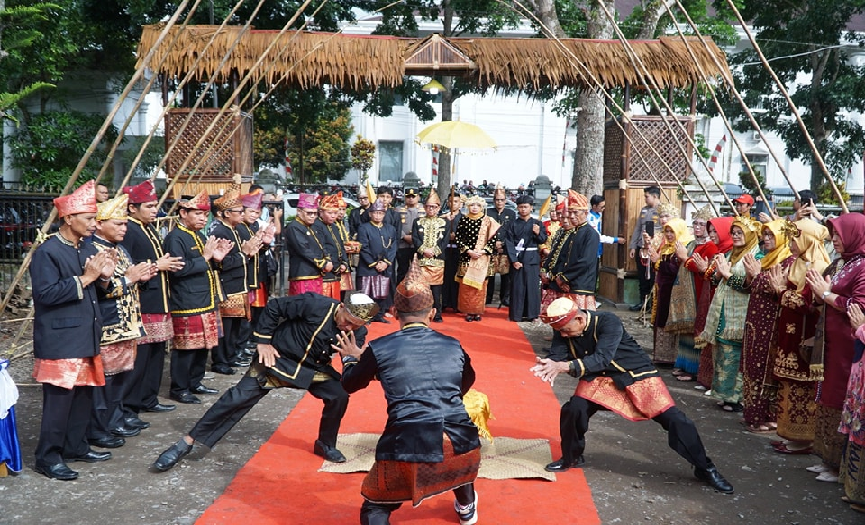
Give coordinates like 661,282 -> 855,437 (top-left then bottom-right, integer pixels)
722,0 -> 848,212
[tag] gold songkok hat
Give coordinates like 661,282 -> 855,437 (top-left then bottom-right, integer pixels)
96,194 -> 129,221
179,190 -> 211,211
54,180 -> 98,217
425,191 -> 441,206
657,202 -> 680,218
319,193 -> 342,211
540,297 -> 581,330
213,184 -> 242,212
394,256 -> 434,312
343,292 -> 379,323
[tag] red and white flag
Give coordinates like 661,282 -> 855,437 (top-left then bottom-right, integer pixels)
284,136 -> 293,177
707,134 -> 726,173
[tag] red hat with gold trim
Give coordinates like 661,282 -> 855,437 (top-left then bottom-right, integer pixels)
336,191 -> 347,209
240,189 -> 263,210
319,192 -> 341,211
540,297 -> 581,330
54,180 -> 98,217
178,190 -> 211,211
567,189 -> 589,211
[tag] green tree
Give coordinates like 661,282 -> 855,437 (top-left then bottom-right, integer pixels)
718,0 -> 865,199
350,135 -> 375,183
6,110 -> 119,192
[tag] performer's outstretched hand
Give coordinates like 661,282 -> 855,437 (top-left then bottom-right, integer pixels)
333,330 -> 367,360
257,344 -> 279,368
530,356 -> 569,387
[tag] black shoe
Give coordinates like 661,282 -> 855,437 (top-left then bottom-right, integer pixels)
152,439 -> 193,472
143,403 -> 176,413
474,315 -> 482,322
501,299 -> 510,307
89,436 -> 125,449
433,315 -> 444,323
313,440 -> 346,463
111,425 -> 141,438
192,385 -> 219,395
211,364 -> 236,375
169,392 -> 202,404
229,358 -> 252,368
124,417 -> 151,430
241,348 -> 255,358
695,462 -> 734,494
34,462 -> 78,481
629,303 -> 642,311
544,455 -> 585,473
465,314 -> 474,322
64,450 -> 112,463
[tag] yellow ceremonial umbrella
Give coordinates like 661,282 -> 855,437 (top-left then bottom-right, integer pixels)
417,121 -> 497,150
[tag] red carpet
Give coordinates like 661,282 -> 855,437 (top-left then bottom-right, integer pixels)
197,308 -> 599,524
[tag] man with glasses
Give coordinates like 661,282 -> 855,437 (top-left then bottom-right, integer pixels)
349,192 -> 371,239
283,193 -> 334,297
395,188 -> 422,285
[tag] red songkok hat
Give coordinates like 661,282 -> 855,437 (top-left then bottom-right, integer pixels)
394,256 -> 434,312
122,180 -> 157,204
240,189 -> 263,210
319,193 -> 341,211
567,189 -> 589,211
54,180 -> 98,217
179,190 -> 211,211
297,193 -> 319,210
540,297 -> 582,330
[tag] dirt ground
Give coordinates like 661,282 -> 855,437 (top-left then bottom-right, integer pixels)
0,304 -> 859,524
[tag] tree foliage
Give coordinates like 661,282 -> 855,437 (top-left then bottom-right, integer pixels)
719,0 -> 865,196
6,110 -> 119,192
350,135 -> 375,183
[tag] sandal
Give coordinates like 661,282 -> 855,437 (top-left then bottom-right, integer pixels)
722,402 -> 743,412
671,368 -> 684,377
676,375 -> 695,382
745,423 -> 774,433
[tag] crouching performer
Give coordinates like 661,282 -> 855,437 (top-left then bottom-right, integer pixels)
531,297 -> 734,494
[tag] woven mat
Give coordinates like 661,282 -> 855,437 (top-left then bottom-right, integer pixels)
319,433 -> 555,482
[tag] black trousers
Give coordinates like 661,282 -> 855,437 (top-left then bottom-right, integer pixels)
431,284 -> 443,318
122,341 -> 167,416
485,272 -> 510,305
189,372 -> 348,449
213,316 -> 244,367
360,482 -> 475,525
442,248 -> 460,310
170,348 -> 209,397
35,384 -> 93,465
89,373 -> 126,440
559,395 -> 710,470
635,253 -> 654,304
508,263 -> 540,321
396,247 -> 414,285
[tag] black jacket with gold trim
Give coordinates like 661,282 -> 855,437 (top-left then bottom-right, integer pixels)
283,219 -> 331,281
549,221 -> 599,296
121,219 -> 170,314
163,222 -> 223,317
210,221 -> 248,296
548,311 -> 659,389
251,293 -> 367,389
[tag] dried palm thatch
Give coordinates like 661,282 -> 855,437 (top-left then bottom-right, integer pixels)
136,25 -> 731,90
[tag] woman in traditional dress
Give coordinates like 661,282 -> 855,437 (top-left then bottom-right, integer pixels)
841,303 -> 865,514
691,217 -> 735,390
804,212 -> 865,483
768,219 -> 830,454
683,208 -> 720,384
648,218 -> 696,369
644,202 -> 679,364
740,220 -> 792,432
699,217 -> 761,413
455,195 -> 499,322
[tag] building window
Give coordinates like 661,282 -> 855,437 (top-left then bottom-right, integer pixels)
378,141 -> 404,182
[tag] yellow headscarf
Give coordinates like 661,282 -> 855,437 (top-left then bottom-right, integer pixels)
759,219 -> 793,269
728,217 -> 761,265
659,218 -> 695,257
787,219 -> 831,291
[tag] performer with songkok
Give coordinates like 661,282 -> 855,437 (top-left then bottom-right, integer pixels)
503,194 -> 547,321
357,198 -> 397,323
283,193 -> 332,296
531,297 -> 734,495
412,191 -> 448,322
238,189 -> 276,337
88,194 -> 158,444
163,191 -> 234,405
211,182 -> 261,375
455,195 -> 499,322
151,292 -> 377,472
119,180 -> 183,425
548,190 -> 600,311
31,180 -> 116,480
318,192 -> 350,301
336,260 -> 481,525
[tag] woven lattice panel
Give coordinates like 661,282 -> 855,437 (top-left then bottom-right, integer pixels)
626,117 -> 693,186
164,108 -> 253,181
603,121 -> 625,186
